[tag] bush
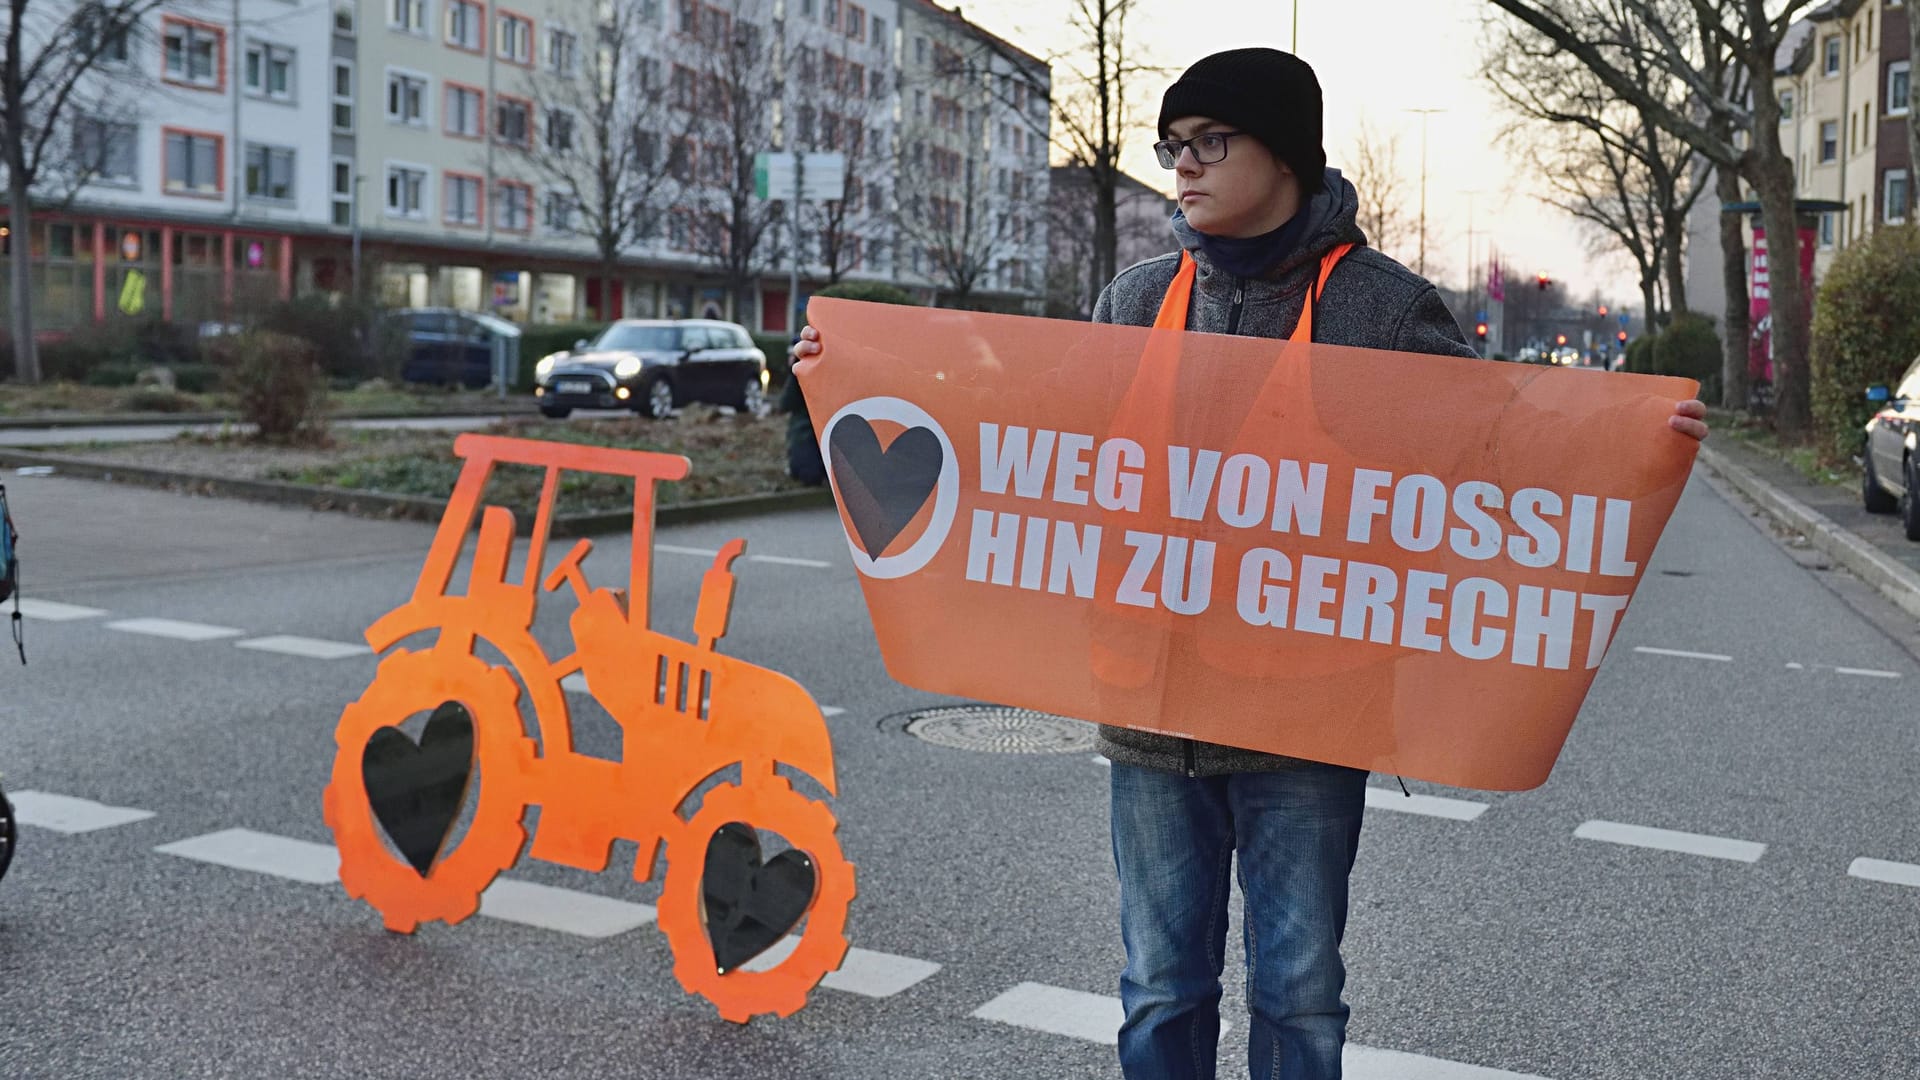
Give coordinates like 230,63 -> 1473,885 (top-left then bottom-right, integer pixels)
1812,224 -> 1920,462
1652,312 -> 1721,401
249,295 -> 404,383
122,388 -> 199,413
812,281 -> 918,306
518,321 -> 606,390
207,331 -> 329,443
1623,335 -> 1655,375
85,362 -> 142,387
169,363 -> 220,394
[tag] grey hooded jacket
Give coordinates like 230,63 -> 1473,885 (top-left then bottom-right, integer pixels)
1089,167 -> 1478,778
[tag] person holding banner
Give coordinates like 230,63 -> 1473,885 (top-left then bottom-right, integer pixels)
793,46 -> 1706,1080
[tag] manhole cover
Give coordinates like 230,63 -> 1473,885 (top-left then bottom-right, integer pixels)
899,706 -> 1097,754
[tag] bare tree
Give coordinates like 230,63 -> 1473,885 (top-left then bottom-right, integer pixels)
1483,21 -> 1705,328
1486,0 -> 1823,432
1910,7 -> 1919,219
894,117 -> 1025,305
681,0 -> 781,320
798,38 -> 891,285
509,0 -> 688,316
3,0 -> 161,382
1346,118 -> 1417,263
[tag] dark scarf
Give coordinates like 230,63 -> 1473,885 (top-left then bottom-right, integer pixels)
1174,206 -> 1311,280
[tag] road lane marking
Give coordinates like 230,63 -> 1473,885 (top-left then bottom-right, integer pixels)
11,791 -> 156,833
562,672 -> 590,694
155,828 -> 340,884
17,599 -> 106,621
234,635 -> 371,660
1848,858 -> 1920,888
1574,820 -> 1765,863
1632,646 -> 1733,662
749,554 -> 832,568
742,937 -> 943,997
655,544 -> 720,558
1365,787 -> 1489,821
478,879 -> 656,938
822,706 -> 845,717
1835,666 -> 1902,679
107,617 -> 243,642
972,982 -> 1123,1044
1344,1045 -> 1550,1079
1785,662 -> 1805,670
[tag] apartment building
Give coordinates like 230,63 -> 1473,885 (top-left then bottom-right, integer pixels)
5,0 -> 1048,335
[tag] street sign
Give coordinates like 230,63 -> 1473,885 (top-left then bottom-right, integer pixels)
753,152 -> 846,202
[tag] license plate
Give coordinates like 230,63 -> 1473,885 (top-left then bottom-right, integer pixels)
557,380 -> 594,394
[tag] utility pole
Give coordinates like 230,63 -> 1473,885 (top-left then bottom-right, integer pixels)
1292,0 -> 1299,51
1405,107 -> 1444,278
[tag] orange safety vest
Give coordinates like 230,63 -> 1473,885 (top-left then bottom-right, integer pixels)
1152,243 -> 1357,341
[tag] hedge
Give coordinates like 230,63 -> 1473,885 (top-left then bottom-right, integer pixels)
1651,312 -> 1721,401
1811,224 -> 1920,463
518,321 -> 606,390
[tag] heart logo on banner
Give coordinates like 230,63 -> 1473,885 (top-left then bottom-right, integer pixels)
361,701 -> 476,876
828,416 -> 944,559
701,821 -> 819,974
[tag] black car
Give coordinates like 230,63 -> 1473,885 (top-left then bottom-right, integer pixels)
533,319 -> 769,420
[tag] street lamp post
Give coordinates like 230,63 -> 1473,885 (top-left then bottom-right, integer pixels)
1406,107 -> 1444,278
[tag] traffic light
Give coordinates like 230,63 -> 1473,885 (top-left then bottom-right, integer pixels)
1536,273 -> 1552,291
1475,322 -> 1489,342
1556,334 -> 1567,346
1597,304 -> 1608,316
1617,331 -> 1628,344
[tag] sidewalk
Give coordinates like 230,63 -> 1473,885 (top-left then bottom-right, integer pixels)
1697,435 -> 1920,621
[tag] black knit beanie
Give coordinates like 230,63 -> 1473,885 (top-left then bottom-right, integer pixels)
1158,48 -> 1325,195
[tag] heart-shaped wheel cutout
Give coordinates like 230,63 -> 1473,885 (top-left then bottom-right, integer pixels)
828,416 -> 944,559
701,821 -> 819,974
362,701 -> 476,876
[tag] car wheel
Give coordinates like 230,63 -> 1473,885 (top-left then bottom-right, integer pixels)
1864,449 -> 1899,513
1902,457 -> 1920,541
738,377 -> 767,417
640,376 -> 676,420
539,404 -> 572,419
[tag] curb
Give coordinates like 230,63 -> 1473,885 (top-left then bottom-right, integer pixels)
0,407 -> 534,431
0,447 -> 836,531
1696,443 -> 1920,622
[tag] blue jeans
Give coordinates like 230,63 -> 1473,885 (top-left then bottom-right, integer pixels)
1111,761 -> 1368,1080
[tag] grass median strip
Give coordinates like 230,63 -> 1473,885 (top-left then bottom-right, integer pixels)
45,412 -> 808,516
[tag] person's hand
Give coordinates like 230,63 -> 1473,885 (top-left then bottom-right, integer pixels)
1669,399 -> 1708,442
790,324 -> 822,364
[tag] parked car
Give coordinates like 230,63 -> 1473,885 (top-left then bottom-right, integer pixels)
1860,356 -> 1920,538
532,319 -> 769,420
392,308 -> 522,388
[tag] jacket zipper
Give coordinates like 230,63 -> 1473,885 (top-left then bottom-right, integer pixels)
1183,738 -> 1197,778
1225,278 -> 1245,335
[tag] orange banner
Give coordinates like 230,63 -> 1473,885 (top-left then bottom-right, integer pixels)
797,298 -> 1700,791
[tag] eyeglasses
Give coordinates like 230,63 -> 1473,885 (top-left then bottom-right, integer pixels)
1153,131 -> 1249,169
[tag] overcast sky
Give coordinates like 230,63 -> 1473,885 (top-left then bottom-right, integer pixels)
960,0 -> 1643,310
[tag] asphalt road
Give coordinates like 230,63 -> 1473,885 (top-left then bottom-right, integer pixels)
1,463 -> 1917,1079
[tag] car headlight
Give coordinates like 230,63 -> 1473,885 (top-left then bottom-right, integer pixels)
535,353 -> 561,380
614,357 -> 643,379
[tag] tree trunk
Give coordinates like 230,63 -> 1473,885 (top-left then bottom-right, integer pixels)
1752,159 -> 1811,434
4,0 -> 39,384
1640,277 -> 1659,351
1716,164 -> 1750,411
1093,171 -> 1117,295
1662,211 -> 1689,317
1910,5 -> 1920,218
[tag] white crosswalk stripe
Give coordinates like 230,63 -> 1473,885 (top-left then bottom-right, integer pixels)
17,598 -> 107,621
155,828 -> 341,884
234,635 -> 371,660
1848,857 -> 1920,888
742,936 -> 942,998
11,790 -> 155,833
1365,787 -> 1490,821
1574,820 -> 1766,863
107,617 -> 243,642
478,879 -> 657,938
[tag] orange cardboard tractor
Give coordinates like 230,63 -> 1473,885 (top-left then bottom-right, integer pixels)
322,433 -> 854,1022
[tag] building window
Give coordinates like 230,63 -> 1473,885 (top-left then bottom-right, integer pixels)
546,108 -> 575,152
1820,120 -> 1838,162
914,35 -> 926,66
244,41 -> 294,101
668,137 -> 694,182
544,191 -> 577,232
445,173 -> 483,225
495,181 -> 532,231
846,3 -> 864,40
872,15 -> 885,48
1819,210 -> 1836,247
390,0 -> 427,34
1824,35 -> 1841,75
446,0 -> 482,50
163,128 -> 223,196
162,18 -> 224,90
1891,61 -> 1911,116
1779,90 -> 1793,121
1889,170 -> 1911,224
244,143 -> 295,201
824,0 -> 839,26
671,64 -> 697,109
496,11 -> 533,65
387,70 -> 428,126
446,83 -> 483,137
79,5 -> 132,64
332,60 -> 355,131
494,95 -> 532,147
74,117 -> 137,184
331,157 -> 354,226
334,3 -> 355,34
386,164 -> 427,218
548,28 -> 577,74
